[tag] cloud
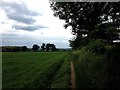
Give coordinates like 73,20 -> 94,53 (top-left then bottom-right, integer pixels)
2,33 -> 71,48
7,14 -> 36,24
12,25 -> 48,31
2,1 -> 40,24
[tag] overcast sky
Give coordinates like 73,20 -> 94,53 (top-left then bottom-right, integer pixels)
0,0 -> 73,48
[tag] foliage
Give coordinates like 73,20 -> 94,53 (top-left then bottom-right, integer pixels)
46,43 -> 56,51
40,43 -> 57,51
87,39 -> 105,54
1,46 -> 29,52
93,23 -> 119,43
50,2 -> 120,48
69,36 -> 89,49
69,44 -> 120,88
22,46 -> 28,52
32,44 -> 40,52
105,44 -> 120,88
2,46 -> 23,52
69,48 -> 108,88
41,43 -> 46,51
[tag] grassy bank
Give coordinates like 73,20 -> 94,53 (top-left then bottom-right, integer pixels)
69,40 -> 120,88
70,48 -> 108,88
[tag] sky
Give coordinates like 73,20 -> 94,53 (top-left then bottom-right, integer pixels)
0,0 -> 73,48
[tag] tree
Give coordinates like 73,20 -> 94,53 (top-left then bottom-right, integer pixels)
41,43 -> 45,51
46,43 -> 50,51
69,36 -> 89,49
50,2 -> 120,48
22,46 -> 28,52
32,44 -> 40,52
46,43 -> 56,51
51,44 -> 56,51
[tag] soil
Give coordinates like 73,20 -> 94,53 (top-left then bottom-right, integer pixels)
70,62 -> 76,89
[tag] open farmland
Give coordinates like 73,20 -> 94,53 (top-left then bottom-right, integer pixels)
2,52 -> 70,88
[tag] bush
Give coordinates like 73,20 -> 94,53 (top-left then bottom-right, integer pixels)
70,44 -> 120,88
87,39 -> 105,54
70,47 -> 108,88
2,46 -> 20,52
2,46 -> 30,52
105,44 -> 120,88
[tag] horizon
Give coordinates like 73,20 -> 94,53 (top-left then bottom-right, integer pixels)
0,45 -> 72,49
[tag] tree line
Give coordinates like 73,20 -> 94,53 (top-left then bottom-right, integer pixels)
32,43 -> 57,52
1,43 -> 57,52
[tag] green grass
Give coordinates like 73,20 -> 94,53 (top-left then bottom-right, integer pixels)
70,48 -> 108,88
69,45 -> 120,88
51,54 -> 71,88
2,52 -> 69,88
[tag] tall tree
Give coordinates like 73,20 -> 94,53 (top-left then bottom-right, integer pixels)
46,43 -> 56,51
41,43 -> 45,51
32,44 -> 40,52
50,2 -> 120,48
22,46 -> 28,52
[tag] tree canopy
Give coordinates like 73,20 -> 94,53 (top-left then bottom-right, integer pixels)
50,2 -> 120,49
32,44 -> 40,52
41,43 -> 46,51
22,46 -> 28,52
46,43 -> 56,51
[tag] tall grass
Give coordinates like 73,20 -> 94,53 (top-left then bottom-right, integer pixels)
70,41 -> 120,88
70,47 -> 108,88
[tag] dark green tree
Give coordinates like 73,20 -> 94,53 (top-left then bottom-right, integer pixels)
46,43 -> 56,51
32,44 -> 40,52
22,46 -> 28,52
50,2 -> 120,48
41,43 -> 45,51
51,44 -> 56,51
46,43 -> 50,51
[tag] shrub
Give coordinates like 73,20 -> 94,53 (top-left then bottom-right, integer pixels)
105,44 -> 120,88
87,39 -> 105,54
70,47 -> 108,88
70,43 -> 120,88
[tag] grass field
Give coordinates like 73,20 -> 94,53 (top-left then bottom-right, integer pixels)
2,52 -> 70,88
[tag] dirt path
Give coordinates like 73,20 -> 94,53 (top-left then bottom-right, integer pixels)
70,62 -> 76,89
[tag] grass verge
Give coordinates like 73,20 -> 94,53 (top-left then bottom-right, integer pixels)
51,54 -> 71,88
